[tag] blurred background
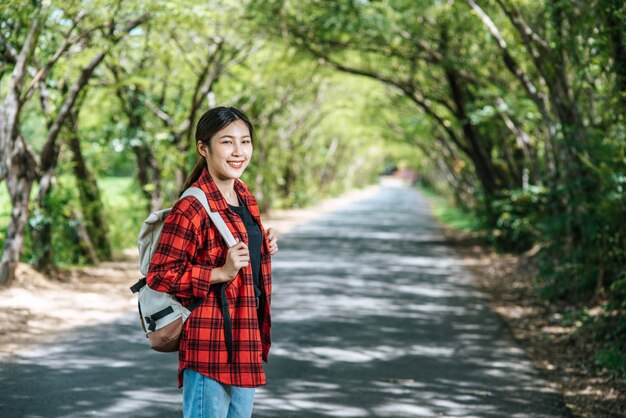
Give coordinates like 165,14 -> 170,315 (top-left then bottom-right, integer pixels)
0,0 -> 625,385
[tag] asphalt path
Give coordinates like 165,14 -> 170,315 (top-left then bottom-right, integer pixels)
0,182 -> 572,417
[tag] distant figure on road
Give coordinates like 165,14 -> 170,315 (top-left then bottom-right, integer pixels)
146,107 -> 279,418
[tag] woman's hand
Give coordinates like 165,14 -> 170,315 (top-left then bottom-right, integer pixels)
212,242 -> 249,283
267,227 -> 279,256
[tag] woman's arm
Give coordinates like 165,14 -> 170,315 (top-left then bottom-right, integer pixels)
146,201 -> 250,299
146,207 -> 213,300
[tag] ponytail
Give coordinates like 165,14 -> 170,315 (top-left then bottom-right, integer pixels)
179,158 -> 207,196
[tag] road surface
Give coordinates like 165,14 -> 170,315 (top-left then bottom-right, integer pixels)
0,181 -> 572,417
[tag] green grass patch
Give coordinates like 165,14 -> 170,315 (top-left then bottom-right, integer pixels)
419,186 -> 484,232
99,176 -> 146,250
596,347 -> 626,378
0,185 -> 9,246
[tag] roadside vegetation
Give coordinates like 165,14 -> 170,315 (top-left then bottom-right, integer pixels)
426,188 -> 626,417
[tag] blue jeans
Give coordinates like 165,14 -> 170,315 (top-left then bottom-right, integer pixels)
182,369 -> 256,418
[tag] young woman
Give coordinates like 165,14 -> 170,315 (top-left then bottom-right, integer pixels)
146,107 -> 278,418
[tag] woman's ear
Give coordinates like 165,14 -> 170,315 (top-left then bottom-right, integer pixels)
197,141 -> 209,158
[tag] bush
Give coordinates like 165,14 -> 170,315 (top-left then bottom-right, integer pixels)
23,179 -> 91,267
489,186 -> 547,252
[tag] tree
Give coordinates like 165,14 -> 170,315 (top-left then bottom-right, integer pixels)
0,1 -> 148,284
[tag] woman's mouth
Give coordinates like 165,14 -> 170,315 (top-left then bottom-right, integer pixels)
228,161 -> 244,169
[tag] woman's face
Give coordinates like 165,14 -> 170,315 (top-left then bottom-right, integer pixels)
199,120 -> 253,181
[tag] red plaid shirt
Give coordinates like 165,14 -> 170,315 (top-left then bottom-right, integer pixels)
146,168 -> 272,388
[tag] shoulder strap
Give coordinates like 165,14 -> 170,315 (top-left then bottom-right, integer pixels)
180,187 -> 237,248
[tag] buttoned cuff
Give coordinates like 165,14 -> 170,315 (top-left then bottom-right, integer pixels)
191,265 -> 212,299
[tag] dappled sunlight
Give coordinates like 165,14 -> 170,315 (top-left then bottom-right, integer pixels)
270,343 -> 456,369
255,185 -> 568,417
0,184 -> 569,417
373,402 -> 439,417
255,383 -> 370,417
64,389 -> 181,418
0,314 -> 182,417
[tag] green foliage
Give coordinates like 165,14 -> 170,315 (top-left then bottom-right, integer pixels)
489,187 -> 547,252
592,312 -> 626,378
22,177 -> 88,267
419,186 -> 484,233
536,156 -> 626,303
609,273 -> 626,310
0,187 -> 10,250
218,46 -> 393,210
2,175 -> 149,262
596,347 -> 626,378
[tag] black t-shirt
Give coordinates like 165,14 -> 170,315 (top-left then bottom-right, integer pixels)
228,195 -> 262,301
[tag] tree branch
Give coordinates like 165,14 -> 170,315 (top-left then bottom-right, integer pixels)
298,41 -> 471,156
463,0 -> 552,121
494,0 -> 550,55
0,8 -> 45,181
39,12 -> 150,174
40,51 -> 106,172
23,10 -> 88,101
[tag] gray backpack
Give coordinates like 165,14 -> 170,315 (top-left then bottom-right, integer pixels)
130,187 -> 236,352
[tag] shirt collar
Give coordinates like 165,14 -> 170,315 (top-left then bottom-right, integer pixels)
193,166 -> 250,212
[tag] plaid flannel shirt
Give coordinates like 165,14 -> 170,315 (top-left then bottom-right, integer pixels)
146,168 -> 272,388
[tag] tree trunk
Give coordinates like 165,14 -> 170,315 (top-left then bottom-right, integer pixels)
131,142 -> 164,213
28,53 -> 107,273
67,111 -> 111,260
495,98 -> 541,186
0,138 -> 38,285
31,138 -> 61,274
70,208 -> 99,264
0,180 -> 34,285
113,84 -> 164,212
602,0 -> 626,111
30,198 -> 54,273
254,145 -> 271,214
442,63 -> 498,224
0,11 -> 43,183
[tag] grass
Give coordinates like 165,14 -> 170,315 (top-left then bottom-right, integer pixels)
0,186 -> 9,248
98,176 -> 146,251
418,186 -> 484,232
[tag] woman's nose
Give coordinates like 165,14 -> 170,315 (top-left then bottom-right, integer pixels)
232,141 -> 242,155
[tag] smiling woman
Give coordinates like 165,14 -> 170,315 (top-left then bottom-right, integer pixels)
146,107 -> 279,418
198,120 -> 253,189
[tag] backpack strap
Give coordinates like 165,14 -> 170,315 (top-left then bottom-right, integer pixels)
130,277 -> 146,294
181,187 -> 238,364
181,187 -> 237,248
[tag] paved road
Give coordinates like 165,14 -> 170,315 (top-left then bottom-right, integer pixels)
0,182 -> 572,417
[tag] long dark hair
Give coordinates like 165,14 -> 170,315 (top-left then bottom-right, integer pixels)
180,106 -> 254,193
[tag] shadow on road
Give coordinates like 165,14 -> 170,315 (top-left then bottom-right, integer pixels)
255,186 -> 571,417
0,315 -> 180,418
0,184 -> 572,417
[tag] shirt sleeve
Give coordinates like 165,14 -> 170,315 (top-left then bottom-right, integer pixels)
146,204 -> 213,300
